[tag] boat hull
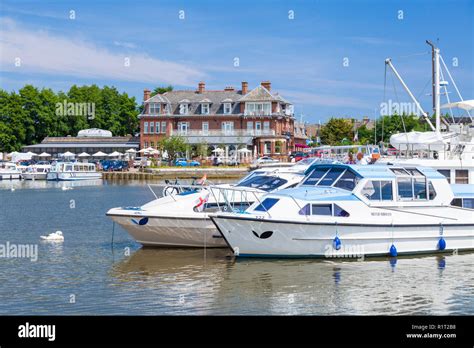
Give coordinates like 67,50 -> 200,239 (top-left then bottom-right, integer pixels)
0,173 -> 21,180
22,173 -> 48,180
46,172 -> 102,181
211,215 -> 474,257
108,213 -> 226,248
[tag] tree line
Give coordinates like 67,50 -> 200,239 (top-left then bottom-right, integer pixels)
318,114 -> 435,146
0,85 -> 139,152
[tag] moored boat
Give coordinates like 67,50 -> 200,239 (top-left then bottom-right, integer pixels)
0,162 -> 22,180
211,163 -> 474,258
22,163 -> 52,180
46,162 -> 102,181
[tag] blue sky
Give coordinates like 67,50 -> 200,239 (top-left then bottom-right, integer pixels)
1,0 -> 473,123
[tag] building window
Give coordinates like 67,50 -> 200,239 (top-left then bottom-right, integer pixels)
144,122 -> 149,134
151,141 -> 154,148
202,122 -> 209,135
247,121 -> 253,135
264,141 -> 271,154
201,103 -> 210,115
155,122 -> 160,134
224,103 -> 232,114
221,121 -> 234,135
178,122 -> 189,135
150,122 -> 154,134
144,141 -> 148,148
455,170 -> 469,184
245,102 -> 271,116
263,121 -> 270,134
149,103 -> 160,114
161,121 -> 167,134
179,103 -> 189,115
255,121 -> 261,135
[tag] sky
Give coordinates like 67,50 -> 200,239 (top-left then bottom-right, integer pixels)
1,0 -> 473,123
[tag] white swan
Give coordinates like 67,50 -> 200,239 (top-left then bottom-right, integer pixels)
61,186 -> 73,191
40,231 -> 64,241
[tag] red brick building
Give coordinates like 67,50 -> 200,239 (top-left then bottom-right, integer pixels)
139,81 -> 296,159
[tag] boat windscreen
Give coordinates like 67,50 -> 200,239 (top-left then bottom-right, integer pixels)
236,175 -> 288,192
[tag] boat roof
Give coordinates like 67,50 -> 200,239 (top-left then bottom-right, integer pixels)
304,163 -> 445,180
450,184 -> 474,198
270,186 -> 358,201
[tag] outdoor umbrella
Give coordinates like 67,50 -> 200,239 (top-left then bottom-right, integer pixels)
38,152 -> 51,157
62,151 -> 75,157
212,148 -> 224,153
92,151 -> 107,157
77,152 -> 90,157
126,148 -> 137,153
108,151 -> 123,157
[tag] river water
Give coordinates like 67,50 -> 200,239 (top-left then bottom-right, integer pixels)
0,180 -> 473,315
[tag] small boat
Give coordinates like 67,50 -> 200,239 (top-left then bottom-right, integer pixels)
22,163 -> 52,180
0,162 -> 22,180
211,163 -> 474,258
46,162 -> 102,181
106,164 -> 314,248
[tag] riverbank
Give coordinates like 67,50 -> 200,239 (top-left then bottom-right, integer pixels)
101,167 -> 250,180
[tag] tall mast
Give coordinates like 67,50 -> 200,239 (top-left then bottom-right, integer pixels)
426,40 -> 441,133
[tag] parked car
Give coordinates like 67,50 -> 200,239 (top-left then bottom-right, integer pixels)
101,160 -> 129,171
133,157 -> 151,168
175,158 -> 200,167
254,156 -> 280,164
213,157 -> 239,166
289,151 -> 309,162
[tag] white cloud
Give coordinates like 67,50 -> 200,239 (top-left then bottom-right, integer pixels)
280,90 -> 373,110
0,18 -> 205,86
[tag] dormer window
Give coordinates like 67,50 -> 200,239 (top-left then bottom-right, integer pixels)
149,103 -> 160,114
179,100 -> 189,115
224,103 -> 232,114
201,103 -> 210,115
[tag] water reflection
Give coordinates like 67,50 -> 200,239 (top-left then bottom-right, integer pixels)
110,250 -> 473,315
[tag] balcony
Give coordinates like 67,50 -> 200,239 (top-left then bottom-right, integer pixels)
170,129 -> 276,137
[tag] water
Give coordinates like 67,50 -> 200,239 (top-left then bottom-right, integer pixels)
0,180 -> 473,315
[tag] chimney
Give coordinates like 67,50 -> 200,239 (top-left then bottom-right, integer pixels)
143,89 -> 151,101
224,86 -> 235,91
198,81 -> 205,93
261,81 -> 271,91
241,81 -> 248,95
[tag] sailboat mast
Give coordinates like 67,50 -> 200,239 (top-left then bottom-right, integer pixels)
427,40 -> 441,133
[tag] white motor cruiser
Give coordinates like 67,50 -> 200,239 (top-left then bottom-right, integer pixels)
211,163 -> 474,258
46,162 -> 102,181
22,163 -> 52,180
106,163 -> 318,248
0,162 -> 22,180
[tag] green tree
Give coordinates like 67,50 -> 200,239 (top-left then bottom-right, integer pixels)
158,136 -> 187,163
320,118 -> 353,145
151,85 -> 173,97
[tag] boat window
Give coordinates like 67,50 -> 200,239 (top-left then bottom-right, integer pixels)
455,170 -> 469,184
333,170 -> 358,191
254,198 -> 279,212
451,198 -> 462,207
397,178 -> 413,199
413,178 -> 427,199
237,176 -> 288,192
302,168 -> 329,186
390,168 -> 410,176
362,180 -> 393,201
437,169 -> 451,183
381,181 -> 393,200
463,198 -> 474,209
318,167 -> 345,186
65,165 -> 72,171
311,204 -> 332,216
298,204 -> 310,215
334,204 -> 350,217
428,181 -> 436,200
405,168 -> 423,176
